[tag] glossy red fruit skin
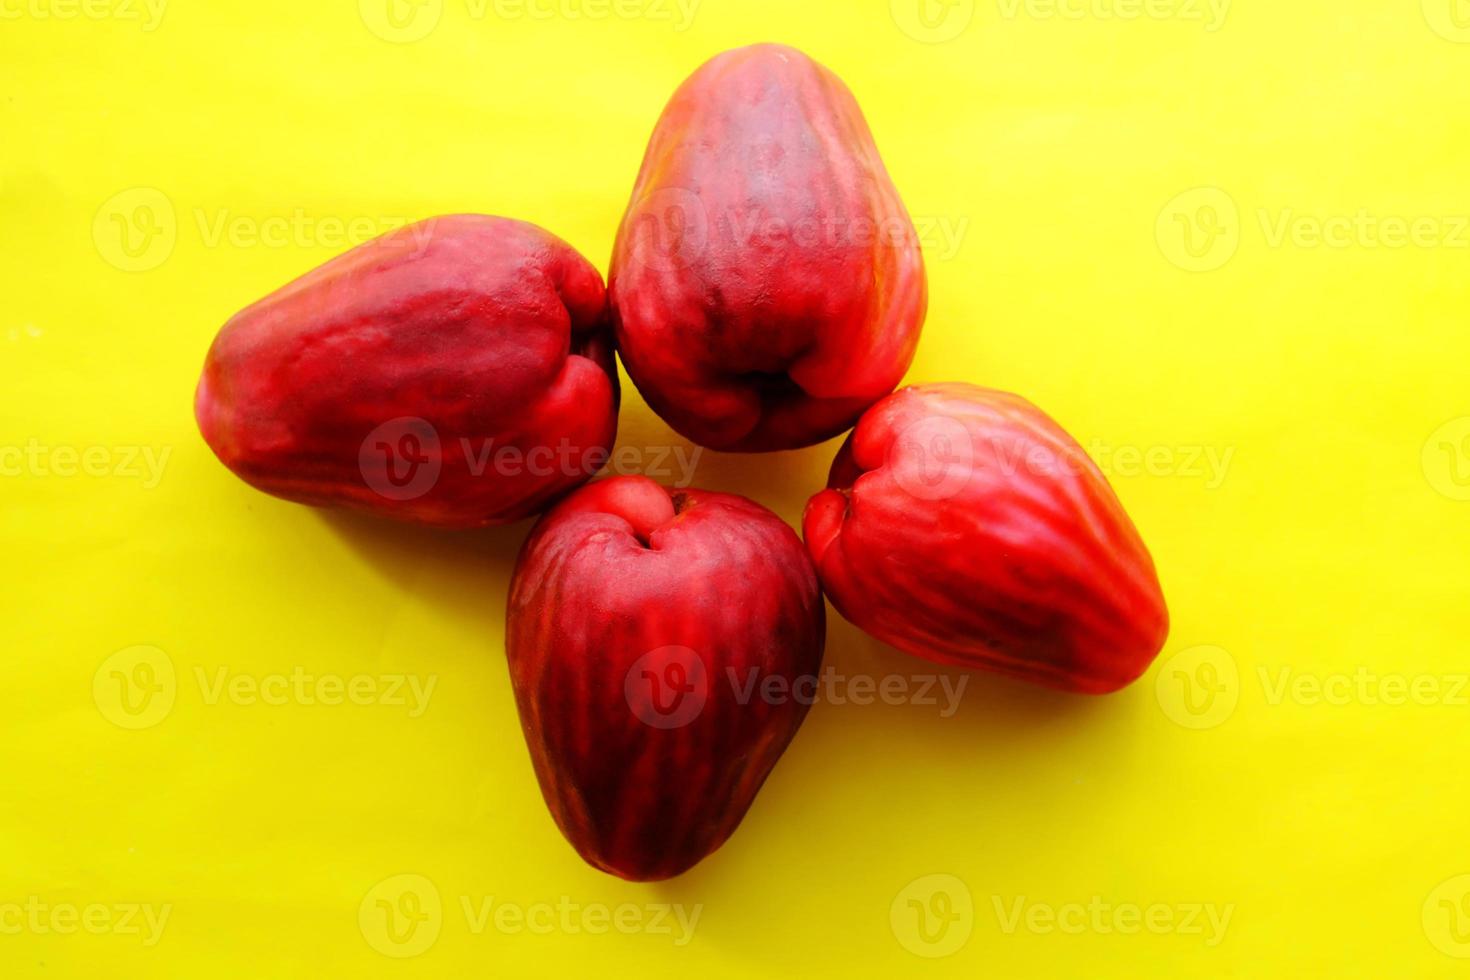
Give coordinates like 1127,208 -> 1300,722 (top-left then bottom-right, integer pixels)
507,476 -> 825,881
195,215 -> 618,529
803,384 -> 1169,695
608,43 -> 927,453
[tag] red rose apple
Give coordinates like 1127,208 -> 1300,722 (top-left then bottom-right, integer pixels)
196,215 -> 618,528
609,44 -> 926,452
506,476 -> 825,880
803,384 -> 1169,694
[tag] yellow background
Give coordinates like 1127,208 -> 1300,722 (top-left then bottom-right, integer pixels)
4,0 -> 1469,975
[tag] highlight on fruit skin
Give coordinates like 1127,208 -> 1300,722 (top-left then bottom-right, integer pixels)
609,43 -> 927,453
803,383 -> 1169,695
195,214 -> 619,529
507,476 -> 825,881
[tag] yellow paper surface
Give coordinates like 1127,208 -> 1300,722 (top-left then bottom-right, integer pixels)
3,1 -> 1469,976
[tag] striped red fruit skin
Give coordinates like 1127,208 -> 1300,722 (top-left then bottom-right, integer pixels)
803,384 -> 1169,695
608,43 -> 927,453
195,215 -> 618,528
507,476 -> 825,881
